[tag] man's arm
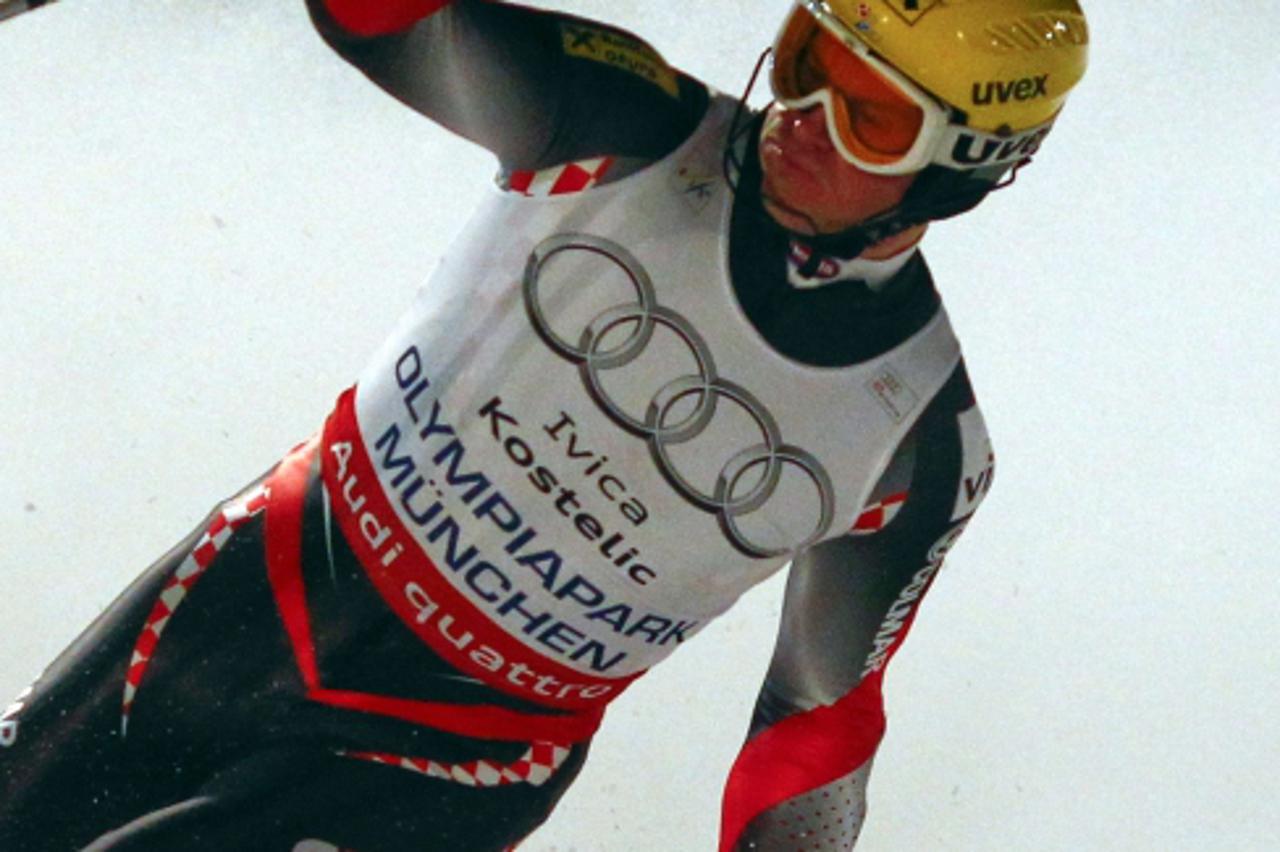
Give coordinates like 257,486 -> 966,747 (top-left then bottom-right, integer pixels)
720,364 -> 995,851
304,0 -> 709,172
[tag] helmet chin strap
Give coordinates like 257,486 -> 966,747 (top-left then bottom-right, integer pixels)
762,191 -> 928,261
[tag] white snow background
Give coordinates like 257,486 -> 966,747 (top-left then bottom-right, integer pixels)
1,1 -> 1277,849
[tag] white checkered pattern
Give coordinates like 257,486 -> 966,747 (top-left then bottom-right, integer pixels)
507,156 -> 614,197
339,740 -> 572,789
119,485 -> 269,736
850,491 -> 908,536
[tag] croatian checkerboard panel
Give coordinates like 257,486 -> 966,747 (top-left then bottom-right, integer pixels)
119,485 -> 270,735
507,156 -> 615,196
850,491 -> 908,536
339,740 -> 572,789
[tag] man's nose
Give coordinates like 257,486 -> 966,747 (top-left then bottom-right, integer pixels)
780,103 -> 833,147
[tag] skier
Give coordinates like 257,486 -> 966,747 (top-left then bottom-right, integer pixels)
0,1 -> 1088,849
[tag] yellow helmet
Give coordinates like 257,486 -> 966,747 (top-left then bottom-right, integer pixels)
788,0 -> 1090,134
759,0 -> 1090,253
815,0 -> 1089,135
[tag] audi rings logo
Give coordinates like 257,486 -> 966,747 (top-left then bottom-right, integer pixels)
522,233 -> 835,559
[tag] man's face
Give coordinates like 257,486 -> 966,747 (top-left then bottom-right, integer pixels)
758,102 -> 917,236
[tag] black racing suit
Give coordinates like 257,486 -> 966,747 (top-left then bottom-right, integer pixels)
0,2 -> 995,849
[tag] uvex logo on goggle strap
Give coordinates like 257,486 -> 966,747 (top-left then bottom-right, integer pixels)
522,234 -> 836,559
944,123 -> 1052,168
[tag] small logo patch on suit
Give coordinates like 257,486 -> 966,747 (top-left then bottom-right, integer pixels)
561,23 -> 680,98
867,368 -> 919,423
671,164 -> 718,212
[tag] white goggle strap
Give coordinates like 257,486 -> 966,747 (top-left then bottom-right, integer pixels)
931,119 -> 1058,170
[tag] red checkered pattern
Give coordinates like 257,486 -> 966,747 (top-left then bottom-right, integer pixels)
340,740 -> 572,789
788,239 -> 842,281
850,491 -> 908,536
507,156 -> 615,197
119,485 -> 270,736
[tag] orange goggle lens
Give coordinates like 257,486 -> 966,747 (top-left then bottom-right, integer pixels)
774,14 -> 926,165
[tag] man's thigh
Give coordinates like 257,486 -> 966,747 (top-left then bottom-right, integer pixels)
84,741 -> 588,852
0,483 -> 279,849
0,473 -> 589,851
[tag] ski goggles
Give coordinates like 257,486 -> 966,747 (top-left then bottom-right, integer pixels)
770,2 -> 949,174
771,1 -> 1057,176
